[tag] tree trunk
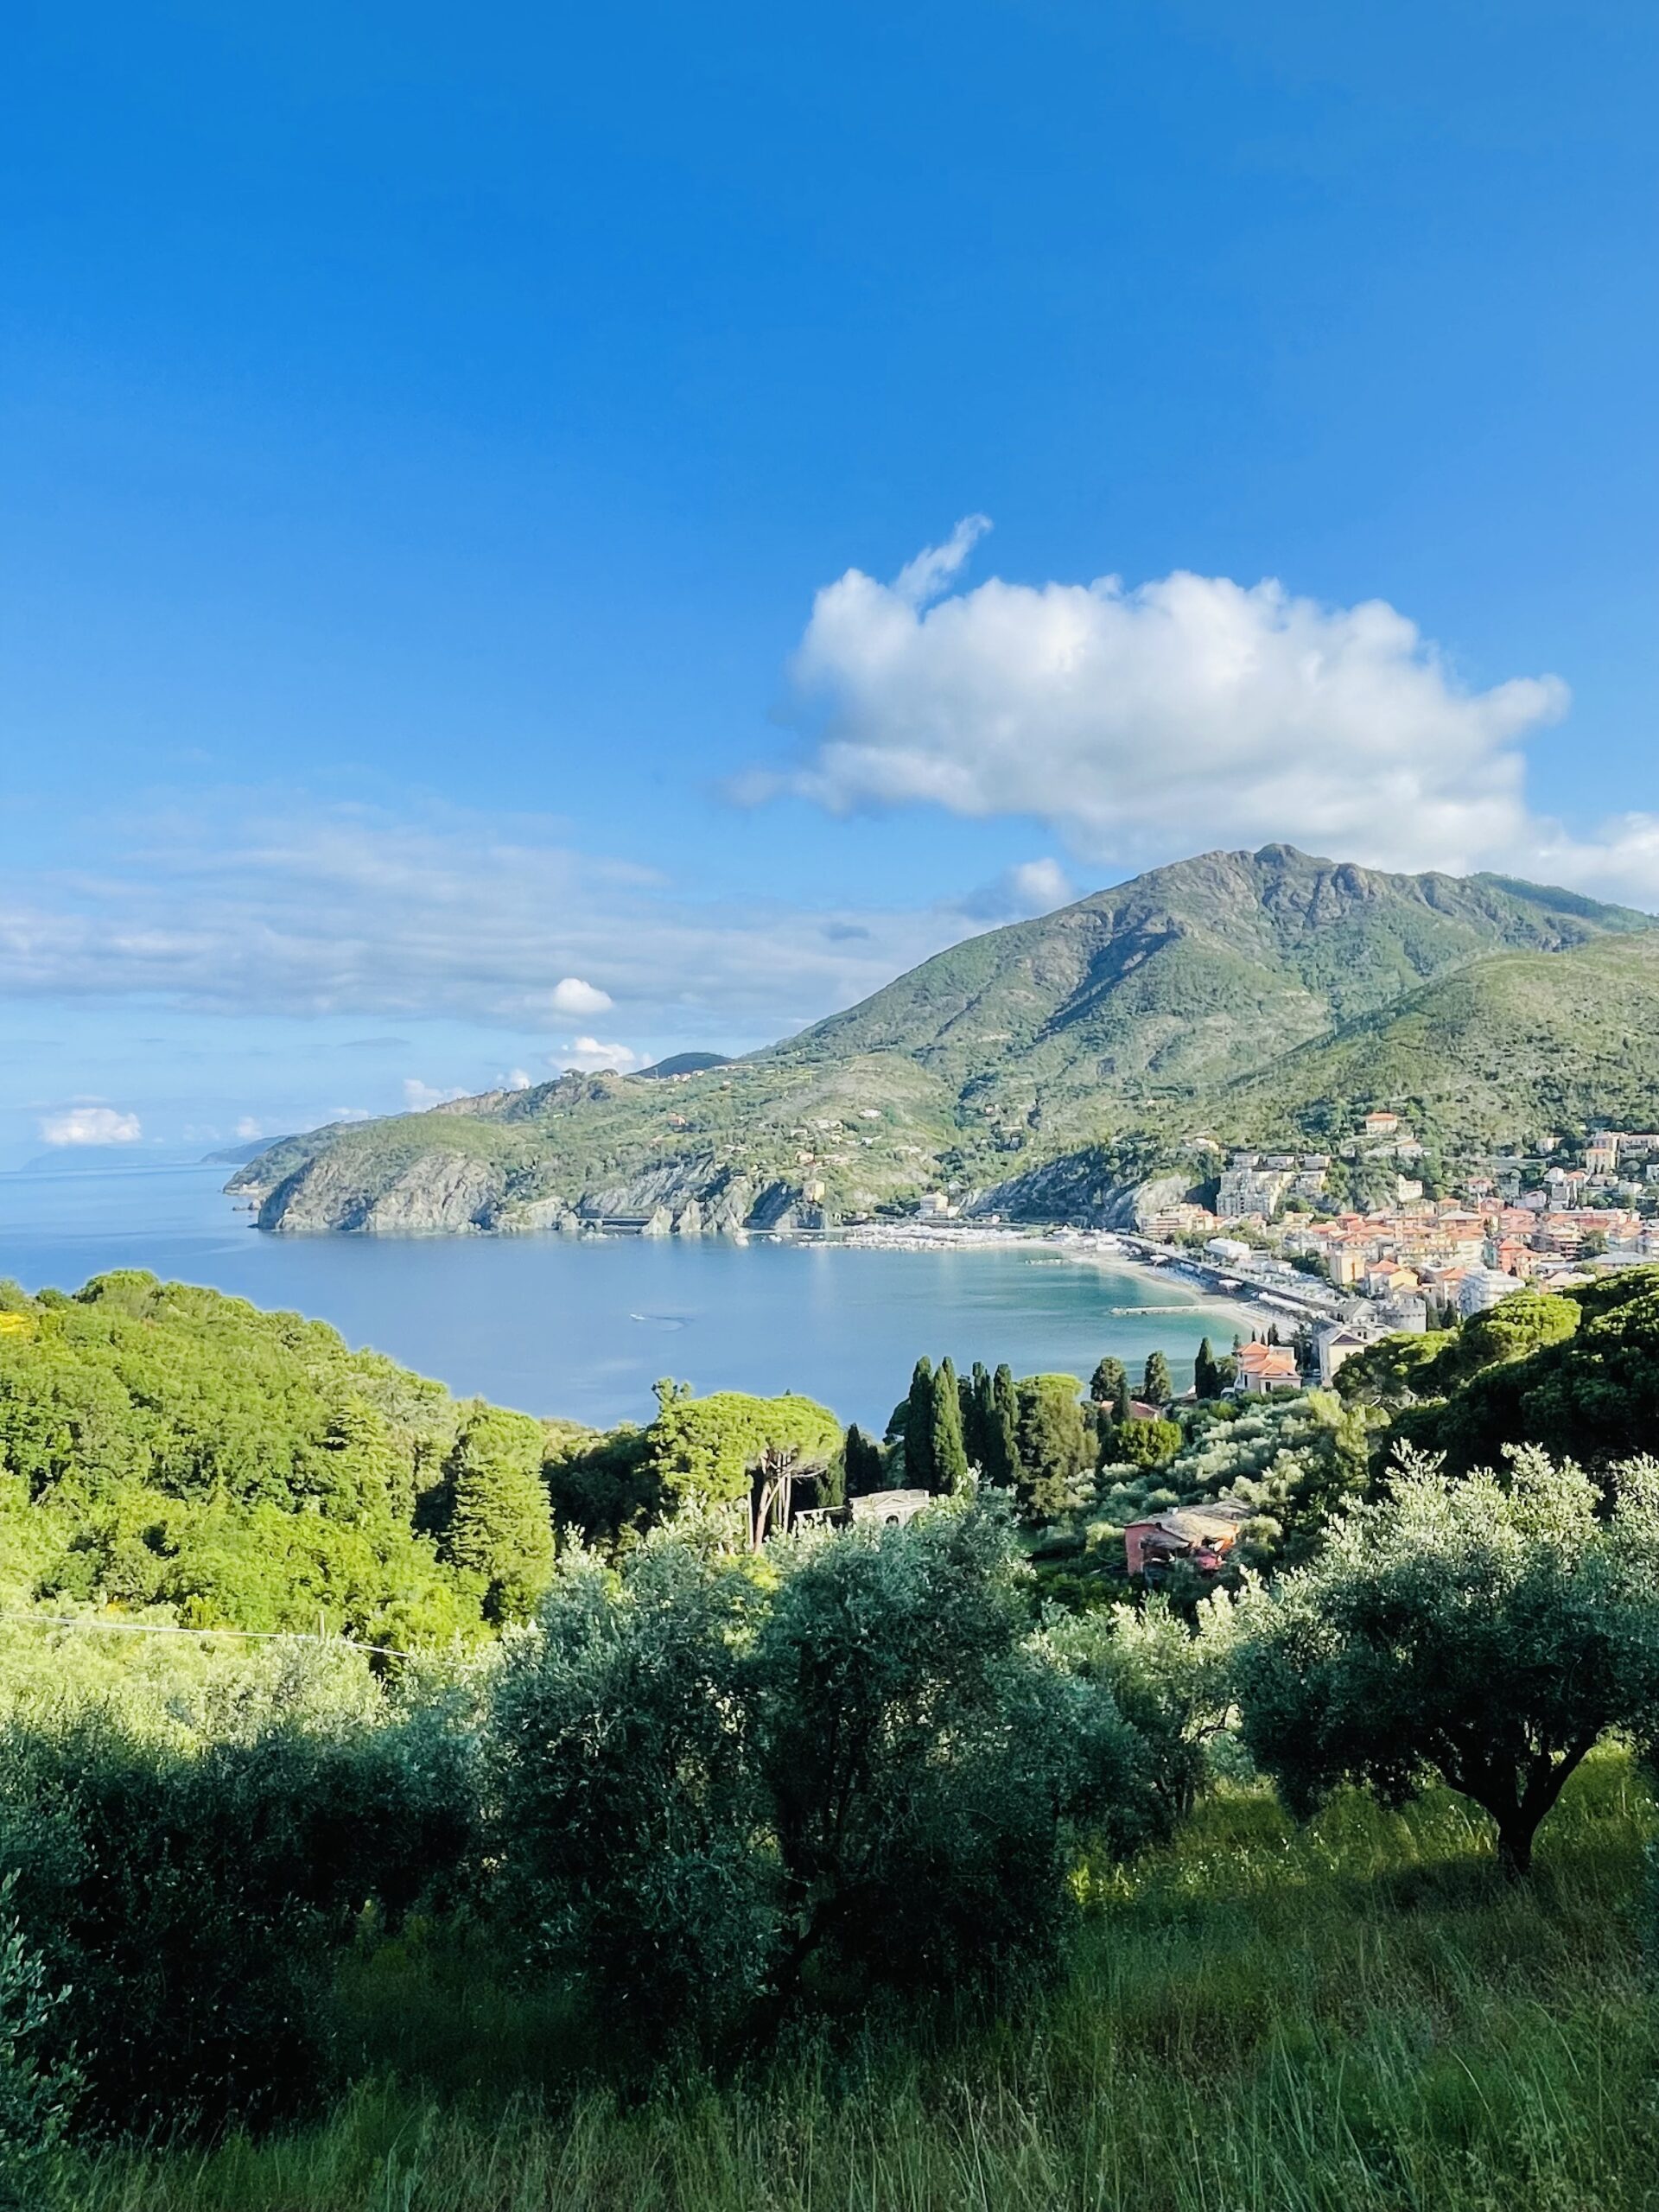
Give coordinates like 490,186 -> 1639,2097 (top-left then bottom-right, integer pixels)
1495,1812 -> 1535,1881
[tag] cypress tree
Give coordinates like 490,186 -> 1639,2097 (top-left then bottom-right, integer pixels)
962,1360 -> 991,1468
439,1405 -> 555,1624
1089,1355 -> 1126,1408
1013,1374 -> 1091,1518
1142,1350 -> 1173,1407
905,1357 -> 936,1492
985,1363 -> 1020,1486
1113,1371 -> 1133,1424
931,1357 -> 970,1494
840,1423 -> 885,1499
1193,1337 -> 1220,1400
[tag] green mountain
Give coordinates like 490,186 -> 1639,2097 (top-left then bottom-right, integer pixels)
1221,929 -> 1659,1149
230,845 -> 1654,1234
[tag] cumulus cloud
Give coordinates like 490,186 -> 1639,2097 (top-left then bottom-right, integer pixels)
39,1104 -> 141,1146
403,1077 -> 471,1112
558,1037 -> 645,1073
959,857 -> 1075,922
503,1068 -> 534,1091
548,976 -> 613,1016
759,522 -> 1659,905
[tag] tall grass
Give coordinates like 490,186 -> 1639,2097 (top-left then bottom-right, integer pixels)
69,1758 -> 1659,2212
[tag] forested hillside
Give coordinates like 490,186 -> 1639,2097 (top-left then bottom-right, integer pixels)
229,845 -> 1656,1236
1219,930 -> 1659,1149
0,1272 -> 565,1645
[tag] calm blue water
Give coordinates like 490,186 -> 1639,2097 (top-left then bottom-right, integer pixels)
0,1160 -> 1248,1430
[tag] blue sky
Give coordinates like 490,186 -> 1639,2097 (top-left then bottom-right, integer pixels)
3,1 -> 1658,1164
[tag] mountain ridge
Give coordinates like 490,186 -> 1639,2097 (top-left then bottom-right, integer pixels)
229,846 -> 1656,1235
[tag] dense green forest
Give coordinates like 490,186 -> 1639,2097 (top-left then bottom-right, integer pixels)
0,1271 -> 563,1647
5,1268 -> 1659,2208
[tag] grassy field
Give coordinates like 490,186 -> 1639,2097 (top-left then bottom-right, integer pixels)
67,1755 -> 1659,2212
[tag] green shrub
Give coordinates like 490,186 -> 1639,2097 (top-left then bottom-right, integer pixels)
486,1506 -> 1160,2063
0,1708 -> 478,2139
1116,1416 -> 1183,1469
1044,1592 -> 1241,1823
486,1535 -> 773,2062
0,1879 -> 78,2211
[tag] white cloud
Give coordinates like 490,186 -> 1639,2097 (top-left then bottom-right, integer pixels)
760,523 -> 1659,906
0,798 -> 979,1045
959,857 -> 1074,922
403,1077 -> 471,1112
548,976 -> 613,1016
234,1116 -> 264,1141
39,1104 -> 141,1147
558,1037 -> 645,1073
504,1068 -> 534,1091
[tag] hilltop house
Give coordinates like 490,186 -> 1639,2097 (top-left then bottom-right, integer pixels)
1124,1499 -> 1251,1581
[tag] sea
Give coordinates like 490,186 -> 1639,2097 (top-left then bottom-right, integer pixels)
0,1156 -> 1249,1432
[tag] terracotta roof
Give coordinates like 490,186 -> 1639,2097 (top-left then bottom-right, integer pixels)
1234,1341 -> 1298,1376
1127,1501 -> 1250,1544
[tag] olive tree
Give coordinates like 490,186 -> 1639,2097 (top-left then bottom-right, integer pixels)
487,1505 -> 1162,2062
1233,1447 -> 1659,1878
486,1533 -> 774,2059
753,1504 -> 1159,2009
0,1882 -> 77,2208
1044,1590 -> 1241,1823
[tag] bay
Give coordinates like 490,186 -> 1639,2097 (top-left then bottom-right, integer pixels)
0,1159 -> 1250,1430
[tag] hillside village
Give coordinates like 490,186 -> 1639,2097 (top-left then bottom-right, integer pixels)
1117,1118 -> 1659,1381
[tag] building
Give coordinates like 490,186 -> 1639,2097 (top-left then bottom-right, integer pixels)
1487,1237 -> 1536,1278
846,1490 -> 931,1529
1217,1166 -> 1293,1220
1458,1269 -> 1519,1318
1230,1341 -> 1300,1395
1205,1236 -> 1254,1264
1315,1325 -> 1371,1385
1124,1499 -> 1250,1580
1376,1295 -> 1428,1334
1363,1111 -> 1402,1137
1148,1203 -> 1218,1239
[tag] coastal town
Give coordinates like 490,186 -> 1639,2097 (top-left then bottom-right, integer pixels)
845,1115 -> 1659,1387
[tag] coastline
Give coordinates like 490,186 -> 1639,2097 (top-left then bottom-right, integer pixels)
828,1217 -> 1341,1329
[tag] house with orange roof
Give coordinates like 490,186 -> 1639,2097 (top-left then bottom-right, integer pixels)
1229,1341 -> 1300,1395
